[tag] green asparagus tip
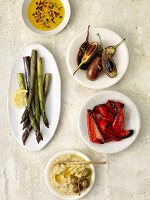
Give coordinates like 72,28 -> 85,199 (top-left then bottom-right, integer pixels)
36,131 -> 43,143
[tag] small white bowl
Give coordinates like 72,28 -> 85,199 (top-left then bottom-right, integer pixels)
67,27 -> 129,89
22,0 -> 71,36
78,91 -> 141,154
45,150 -> 95,200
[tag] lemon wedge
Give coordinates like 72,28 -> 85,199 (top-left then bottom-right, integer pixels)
12,89 -> 28,109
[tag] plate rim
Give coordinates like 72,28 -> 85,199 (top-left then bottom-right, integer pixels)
7,43 -> 61,151
66,27 -> 129,89
78,90 -> 141,154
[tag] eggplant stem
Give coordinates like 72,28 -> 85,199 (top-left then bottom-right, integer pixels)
97,33 -> 104,49
73,26 -> 90,76
73,63 -> 82,76
114,38 -> 126,49
86,25 -> 90,42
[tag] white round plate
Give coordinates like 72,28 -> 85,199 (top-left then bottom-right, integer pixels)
7,44 -> 61,151
78,91 -> 141,154
22,0 -> 71,36
67,27 -> 129,89
45,150 -> 95,200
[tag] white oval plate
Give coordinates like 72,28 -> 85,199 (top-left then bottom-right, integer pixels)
78,91 -> 141,154
22,0 -> 71,36
67,27 -> 129,89
45,150 -> 95,200
8,44 -> 61,151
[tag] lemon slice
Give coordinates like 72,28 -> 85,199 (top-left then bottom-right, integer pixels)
12,89 -> 28,109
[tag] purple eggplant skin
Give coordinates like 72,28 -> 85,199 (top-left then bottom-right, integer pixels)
86,55 -> 102,81
81,42 -> 99,64
101,51 -> 117,78
77,25 -> 90,66
77,45 -> 89,68
73,42 -> 99,76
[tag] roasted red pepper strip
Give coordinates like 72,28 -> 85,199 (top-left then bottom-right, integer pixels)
106,126 -> 133,139
93,104 -> 107,116
93,104 -> 115,123
100,125 -> 121,141
116,101 -> 124,109
106,126 -> 120,137
106,100 -> 117,115
106,100 -> 124,115
87,110 -> 104,144
98,119 -> 110,133
112,109 -> 124,132
92,110 -> 99,123
117,129 -> 134,138
101,116 -> 114,124
105,136 -> 121,143
102,131 -> 120,142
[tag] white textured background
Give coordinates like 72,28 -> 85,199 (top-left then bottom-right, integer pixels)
0,0 -> 150,199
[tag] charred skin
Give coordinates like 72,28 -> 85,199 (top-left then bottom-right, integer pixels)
101,51 -> 117,78
23,56 -> 31,93
22,125 -> 32,145
82,43 -> 98,63
87,109 -> 104,144
73,42 -> 99,76
86,55 -> 102,81
105,38 -> 126,57
77,44 -> 89,67
22,118 -> 30,130
77,25 -> 90,66
120,129 -> 134,139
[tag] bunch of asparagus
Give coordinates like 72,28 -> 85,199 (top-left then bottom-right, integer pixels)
17,50 -> 51,145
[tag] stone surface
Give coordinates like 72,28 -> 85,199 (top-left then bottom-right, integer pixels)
0,0 -> 150,199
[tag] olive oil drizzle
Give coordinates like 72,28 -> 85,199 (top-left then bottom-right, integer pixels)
28,0 -> 64,31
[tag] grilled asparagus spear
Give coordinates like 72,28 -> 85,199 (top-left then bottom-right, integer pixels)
27,50 -> 37,110
22,118 -> 30,130
17,73 -> 43,143
17,73 -> 26,90
37,57 -> 49,128
44,75 -> 51,101
21,109 -> 28,124
28,110 -> 43,143
21,50 -> 37,123
17,73 -> 28,108
22,73 -> 51,144
21,57 -> 31,129
44,73 -> 51,100
22,125 -> 32,145
22,110 -> 43,144
23,56 -> 30,93
34,77 -> 40,129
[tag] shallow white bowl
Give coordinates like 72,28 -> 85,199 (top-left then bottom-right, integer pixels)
67,27 -> 129,89
22,0 -> 71,36
45,150 -> 95,200
78,91 -> 141,154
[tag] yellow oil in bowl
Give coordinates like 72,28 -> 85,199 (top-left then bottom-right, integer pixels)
28,0 -> 65,31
